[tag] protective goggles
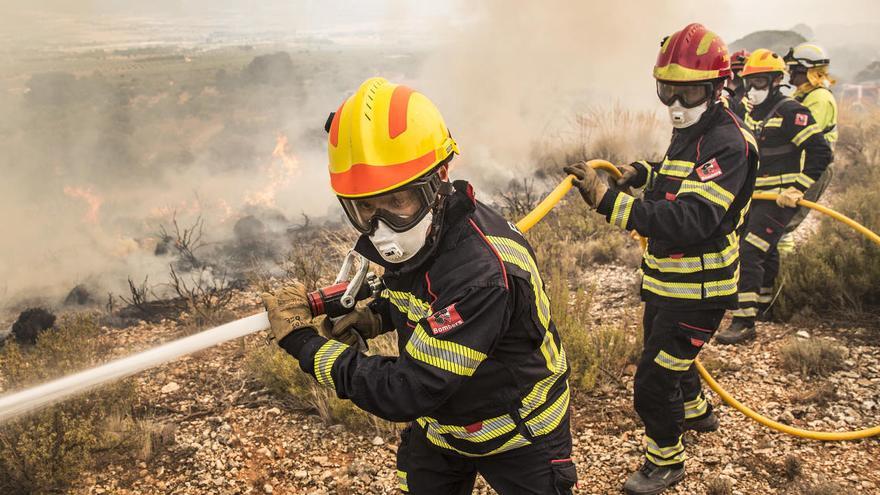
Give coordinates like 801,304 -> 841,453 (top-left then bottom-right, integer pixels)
743,74 -> 774,91
339,172 -> 444,235
656,81 -> 714,108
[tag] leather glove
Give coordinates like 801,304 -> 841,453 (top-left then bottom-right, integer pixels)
615,163 -> 640,188
563,162 -> 609,209
776,187 -> 804,208
261,282 -> 316,343
320,307 -> 383,346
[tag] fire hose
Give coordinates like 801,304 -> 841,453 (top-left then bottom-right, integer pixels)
1,161 -> 878,441
519,159 -> 880,441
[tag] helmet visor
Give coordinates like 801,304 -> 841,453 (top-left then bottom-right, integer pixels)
340,173 -> 442,235
656,81 -> 713,108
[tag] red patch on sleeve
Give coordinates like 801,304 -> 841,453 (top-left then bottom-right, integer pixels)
464,421 -> 483,433
795,113 -> 808,126
690,338 -> 705,348
696,158 -> 723,182
427,304 -> 465,335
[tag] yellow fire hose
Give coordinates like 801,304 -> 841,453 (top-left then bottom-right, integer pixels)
516,159 -> 880,441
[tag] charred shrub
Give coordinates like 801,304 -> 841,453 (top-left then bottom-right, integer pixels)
11,307 -> 56,345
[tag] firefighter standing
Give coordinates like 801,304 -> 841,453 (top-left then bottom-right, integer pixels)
261,78 -> 577,494
777,43 -> 839,252
716,49 -> 833,344
723,49 -> 751,119
565,24 -> 758,494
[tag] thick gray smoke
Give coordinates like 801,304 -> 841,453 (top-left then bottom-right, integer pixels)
1,0 -> 878,313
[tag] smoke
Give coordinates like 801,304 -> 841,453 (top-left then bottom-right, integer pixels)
1,1 -> 878,312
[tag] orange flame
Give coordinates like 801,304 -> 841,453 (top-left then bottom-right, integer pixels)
63,186 -> 103,224
245,133 -> 300,207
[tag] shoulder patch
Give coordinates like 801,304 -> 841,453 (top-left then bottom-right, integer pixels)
696,158 -> 723,182
795,113 -> 808,126
427,304 -> 464,335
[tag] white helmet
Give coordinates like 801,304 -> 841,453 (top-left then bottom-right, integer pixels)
784,43 -> 830,68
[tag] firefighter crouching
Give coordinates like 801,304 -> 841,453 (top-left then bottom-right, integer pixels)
715,49 -> 833,344
261,78 -> 577,494
564,23 -> 758,495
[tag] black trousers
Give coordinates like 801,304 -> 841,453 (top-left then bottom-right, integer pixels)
733,200 -> 798,324
634,303 -> 724,466
396,416 -> 577,494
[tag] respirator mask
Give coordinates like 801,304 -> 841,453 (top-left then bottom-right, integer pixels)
339,172 -> 444,264
744,74 -> 774,105
656,80 -> 714,129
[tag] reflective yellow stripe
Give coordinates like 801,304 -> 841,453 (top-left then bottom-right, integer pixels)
677,179 -> 735,208
745,232 -> 770,252
524,385 -> 570,437
418,413 -> 517,443
486,236 -> 550,330
758,287 -> 774,304
397,470 -> 408,492
755,172 -> 803,188
731,307 -> 758,318
421,425 -> 532,457
704,269 -> 739,298
610,193 -> 635,229
740,128 -> 758,150
383,289 -> 432,322
795,173 -> 815,189
703,234 -> 739,270
645,435 -> 686,466
738,292 -> 759,303
519,332 -> 567,418
659,158 -> 695,178
644,252 -> 702,273
654,350 -> 693,371
764,117 -> 783,128
684,394 -> 708,419
405,324 -> 486,376
313,340 -> 349,388
642,274 -> 702,299
792,123 -> 821,145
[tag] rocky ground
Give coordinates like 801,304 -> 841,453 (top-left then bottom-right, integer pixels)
57,255 -> 879,495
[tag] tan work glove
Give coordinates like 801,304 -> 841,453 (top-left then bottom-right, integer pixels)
615,163 -> 640,188
563,162 -> 609,209
320,307 -> 383,346
776,187 -> 804,208
261,282 -> 316,343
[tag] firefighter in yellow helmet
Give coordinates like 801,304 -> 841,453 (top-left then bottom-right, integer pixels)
776,43 -> 840,253
716,50 -> 833,344
261,78 -> 577,494
565,23 -> 758,494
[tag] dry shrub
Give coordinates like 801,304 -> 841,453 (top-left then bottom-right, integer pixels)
778,337 -> 845,377
245,330 -> 399,436
801,481 -> 845,495
775,110 -> 880,320
547,262 -> 641,393
783,454 -> 803,481
0,315 -> 139,494
705,477 -> 734,495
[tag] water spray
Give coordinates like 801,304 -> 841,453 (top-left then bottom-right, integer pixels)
0,251 -> 379,424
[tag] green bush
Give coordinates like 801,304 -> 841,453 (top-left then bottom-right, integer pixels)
0,315 -> 139,495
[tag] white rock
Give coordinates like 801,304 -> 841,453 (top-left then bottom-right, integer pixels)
795,330 -> 811,339
371,436 -> 385,446
263,483 -> 274,493
161,382 -> 180,394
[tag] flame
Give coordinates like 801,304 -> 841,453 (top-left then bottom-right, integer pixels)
63,185 -> 103,224
245,133 -> 300,208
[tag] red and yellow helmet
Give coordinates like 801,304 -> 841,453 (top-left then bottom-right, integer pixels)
327,77 -> 459,198
653,23 -> 731,82
730,49 -> 751,73
740,48 -> 787,77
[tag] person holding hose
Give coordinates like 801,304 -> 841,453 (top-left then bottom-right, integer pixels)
564,23 -> 758,494
715,49 -> 833,344
261,77 -> 577,494
775,43 -> 839,253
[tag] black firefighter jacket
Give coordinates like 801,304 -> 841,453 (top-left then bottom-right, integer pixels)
284,181 -> 570,457
595,104 -> 759,310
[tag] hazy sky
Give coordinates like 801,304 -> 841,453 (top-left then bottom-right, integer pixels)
3,0 -> 879,42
